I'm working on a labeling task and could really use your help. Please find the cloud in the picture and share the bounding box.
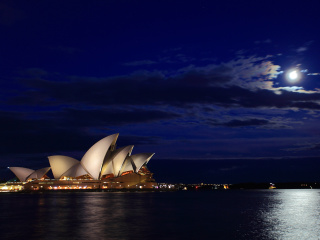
[228,59,280,90]
[285,142,320,152]
[0,110,90,154]
[61,107,181,126]
[205,115,297,129]
[8,55,320,113]
[214,118,271,127]
[0,107,170,155]
[296,46,308,53]
[308,143,320,151]
[295,40,313,53]
[2,53,320,159]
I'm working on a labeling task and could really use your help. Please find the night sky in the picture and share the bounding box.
[1,1,320,183]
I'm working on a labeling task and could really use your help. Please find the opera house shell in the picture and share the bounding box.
[5,134,157,191]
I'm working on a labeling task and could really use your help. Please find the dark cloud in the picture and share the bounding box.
[290,101,320,110]
[286,143,320,152]
[228,88,320,110]
[308,143,320,151]
[176,65,232,86]
[0,107,176,155]
[3,58,320,161]
[215,118,271,128]
[61,107,180,127]
[0,110,96,154]
[10,67,320,112]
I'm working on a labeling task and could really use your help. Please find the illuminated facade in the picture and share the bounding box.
[4,134,157,191]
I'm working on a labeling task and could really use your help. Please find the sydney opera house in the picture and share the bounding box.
[3,134,157,191]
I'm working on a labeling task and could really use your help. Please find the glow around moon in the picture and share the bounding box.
[286,69,301,83]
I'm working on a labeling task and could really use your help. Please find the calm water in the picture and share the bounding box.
[1,190,320,240]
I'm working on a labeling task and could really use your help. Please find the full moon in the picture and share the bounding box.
[286,70,300,83]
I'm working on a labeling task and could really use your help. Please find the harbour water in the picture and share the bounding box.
[1,189,320,239]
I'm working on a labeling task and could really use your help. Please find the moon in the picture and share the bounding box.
[286,69,300,83]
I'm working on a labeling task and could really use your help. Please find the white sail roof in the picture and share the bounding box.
[131,153,154,172]
[9,167,34,182]
[100,157,114,176]
[100,147,123,176]
[28,167,51,179]
[119,156,135,175]
[81,133,119,179]
[48,155,79,179]
[61,163,88,178]
[113,145,134,177]
[100,145,133,177]
[9,134,155,182]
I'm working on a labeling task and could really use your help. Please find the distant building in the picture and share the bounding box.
[3,134,157,191]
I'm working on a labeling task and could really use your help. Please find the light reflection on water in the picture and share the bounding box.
[1,190,320,239]
[260,190,320,240]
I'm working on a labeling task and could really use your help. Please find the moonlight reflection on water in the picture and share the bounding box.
[1,190,320,240]
[259,190,320,239]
